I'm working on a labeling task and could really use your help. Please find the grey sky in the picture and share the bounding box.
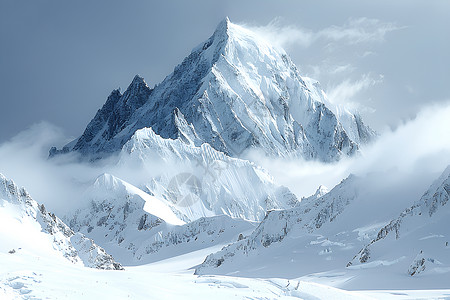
[0,0,449,143]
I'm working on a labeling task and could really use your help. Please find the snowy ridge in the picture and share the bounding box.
[0,173,123,270]
[195,175,359,274]
[349,166,450,274]
[121,127,298,222]
[54,18,375,162]
[66,173,255,264]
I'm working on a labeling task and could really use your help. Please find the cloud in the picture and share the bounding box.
[244,101,450,202]
[329,64,354,75]
[1,101,448,224]
[0,122,199,216]
[241,17,314,49]
[241,17,402,50]
[319,17,402,44]
[326,73,383,112]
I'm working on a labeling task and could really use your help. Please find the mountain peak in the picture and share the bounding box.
[128,74,147,89]
[214,17,231,37]
[57,18,375,161]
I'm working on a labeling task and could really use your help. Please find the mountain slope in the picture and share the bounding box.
[0,173,123,270]
[120,127,298,222]
[66,173,255,264]
[349,166,450,277]
[194,175,361,276]
[54,18,375,162]
[192,167,450,289]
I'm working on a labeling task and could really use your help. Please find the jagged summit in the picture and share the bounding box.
[52,18,375,161]
[68,74,153,156]
[214,16,231,36]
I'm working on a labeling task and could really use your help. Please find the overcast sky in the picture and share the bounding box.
[0,0,449,143]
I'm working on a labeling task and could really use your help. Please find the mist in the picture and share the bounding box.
[0,101,449,218]
[244,101,450,203]
[0,122,176,216]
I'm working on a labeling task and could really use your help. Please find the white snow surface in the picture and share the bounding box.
[120,127,298,222]
[195,166,450,290]
[0,173,122,270]
[66,172,257,265]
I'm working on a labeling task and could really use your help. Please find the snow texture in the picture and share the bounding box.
[0,173,123,270]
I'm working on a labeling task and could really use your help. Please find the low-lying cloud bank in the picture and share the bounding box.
[245,101,450,201]
[0,102,449,217]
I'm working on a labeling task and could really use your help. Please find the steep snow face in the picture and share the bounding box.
[56,18,374,162]
[66,173,255,264]
[349,166,450,275]
[0,173,122,270]
[121,127,298,222]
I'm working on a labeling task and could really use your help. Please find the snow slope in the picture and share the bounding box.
[0,244,378,300]
[195,167,450,290]
[55,17,375,162]
[120,127,298,222]
[195,174,362,276]
[0,173,122,270]
[66,173,256,265]
[1,172,449,299]
[349,166,450,278]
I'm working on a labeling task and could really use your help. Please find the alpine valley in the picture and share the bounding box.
[1,18,449,300]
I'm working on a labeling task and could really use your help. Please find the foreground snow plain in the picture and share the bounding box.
[3,244,449,300]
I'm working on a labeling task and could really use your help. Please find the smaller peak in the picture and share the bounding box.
[109,88,122,98]
[314,185,329,198]
[131,74,146,86]
[124,74,150,95]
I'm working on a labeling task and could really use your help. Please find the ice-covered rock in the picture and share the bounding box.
[349,166,450,266]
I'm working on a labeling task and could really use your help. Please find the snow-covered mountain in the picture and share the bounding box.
[0,173,123,270]
[349,166,450,276]
[66,173,255,264]
[120,127,298,222]
[53,17,375,162]
[194,167,450,289]
[195,175,361,276]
